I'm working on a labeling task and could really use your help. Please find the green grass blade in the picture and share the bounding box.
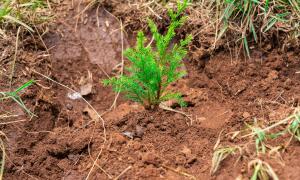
[243,36,250,58]
[3,15,34,32]
[15,79,35,93]
[11,96,35,117]
[250,19,257,42]
[251,165,260,180]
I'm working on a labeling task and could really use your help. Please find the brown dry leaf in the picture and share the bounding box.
[79,70,93,96]
[80,83,93,96]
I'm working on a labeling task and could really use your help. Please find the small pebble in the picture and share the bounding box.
[66,103,73,110]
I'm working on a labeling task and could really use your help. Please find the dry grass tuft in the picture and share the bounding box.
[210,146,241,175]
[211,108,300,177]
[0,0,52,33]
[85,0,300,57]
[248,159,279,180]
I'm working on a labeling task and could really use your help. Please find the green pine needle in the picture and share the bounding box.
[104,0,192,110]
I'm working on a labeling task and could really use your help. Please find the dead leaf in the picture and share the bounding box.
[122,131,134,139]
[79,70,93,96]
[80,83,92,96]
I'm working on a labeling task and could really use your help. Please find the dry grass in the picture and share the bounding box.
[212,108,300,177]
[0,0,52,33]
[248,159,279,180]
[242,109,300,142]
[0,2,53,178]
[0,133,6,180]
[215,0,300,57]
[0,80,35,117]
[287,111,300,141]
[86,0,300,57]
[210,146,241,175]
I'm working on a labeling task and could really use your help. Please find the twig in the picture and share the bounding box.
[0,114,20,119]
[9,27,21,90]
[103,9,126,110]
[32,70,106,139]
[86,119,112,179]
[114,166,132,180]
[147,6,162,20]
[159,103,193,125]
[162,165,196,180]
[75,0,96,19]
[46,0,52,10]
[2,146,38,179]
[94,6,111,80]
[0,119,27,125]
[0,138,5,180]
[214,129,224,150]
[241,113,298,138]
[86,145,104,180]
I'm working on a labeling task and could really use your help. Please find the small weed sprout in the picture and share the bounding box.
[248,159,279,180]
[288,114,300,141]
[252,127,267,154]
[210,146,241,175]
[0,80,35,116]
[103,0,192,110]
[246,121,268,154]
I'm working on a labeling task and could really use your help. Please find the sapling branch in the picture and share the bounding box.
[103,0,192,110]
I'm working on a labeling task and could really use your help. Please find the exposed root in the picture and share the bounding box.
[9,27,21,90]
[0,138,5,180]
[113,166,132,180]
[159,103,193,126]
[162,164,196,180]
[102,9,126,111]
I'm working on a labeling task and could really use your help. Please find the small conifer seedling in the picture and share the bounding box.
[103,0,192,110]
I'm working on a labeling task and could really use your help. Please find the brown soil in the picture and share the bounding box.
[1,1,300,180]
